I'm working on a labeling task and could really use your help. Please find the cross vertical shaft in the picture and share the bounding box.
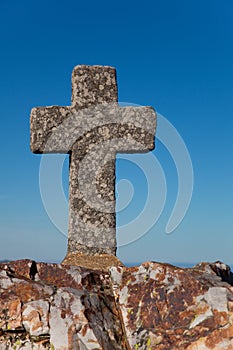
[68,66,118,255]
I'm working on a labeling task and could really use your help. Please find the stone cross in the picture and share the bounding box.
[30,65,156,258]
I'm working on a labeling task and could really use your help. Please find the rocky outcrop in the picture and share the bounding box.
[0,260,233,349]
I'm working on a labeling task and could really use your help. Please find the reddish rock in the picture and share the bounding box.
[0,260,124,349]
[0,298,22,331]
[1,260,233,349]
[110,261,233,349]
[22,300,49,336]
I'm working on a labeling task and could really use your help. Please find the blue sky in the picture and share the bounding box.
[0,0,232,266]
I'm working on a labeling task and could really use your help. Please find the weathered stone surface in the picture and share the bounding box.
[22,300,49,337]
[30,65,156,257]
[1,259,233,349]
[110,261,233,349]
[0,260,125,349]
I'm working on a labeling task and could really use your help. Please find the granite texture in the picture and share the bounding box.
[30,65,156,257]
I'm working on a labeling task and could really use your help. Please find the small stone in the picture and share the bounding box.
[22,300,49,336]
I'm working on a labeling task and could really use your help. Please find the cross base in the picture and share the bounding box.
[62,252,124,271]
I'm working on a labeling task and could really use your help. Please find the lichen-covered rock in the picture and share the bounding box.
[22,300,49,337]
[0,260,124,349]
[1,259,233,349]
[110,261,233,349]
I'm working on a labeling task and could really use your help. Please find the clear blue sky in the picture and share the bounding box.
[0,0,232,266]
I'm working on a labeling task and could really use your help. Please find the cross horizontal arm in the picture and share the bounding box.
[30,104,156,154]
